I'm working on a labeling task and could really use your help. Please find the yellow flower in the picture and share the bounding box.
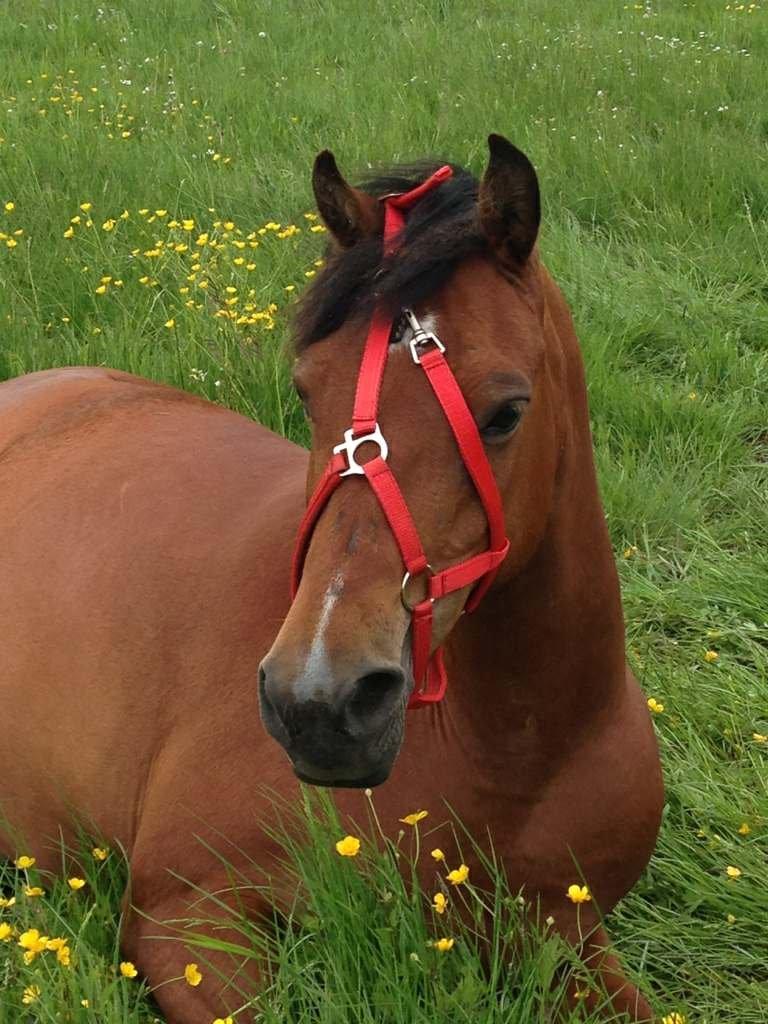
[0,896,16,908]
[63,226,75,238]
[433,937,454,952]
[430,848,445,862]
[24,886,45,897]
[68,877,86,890]
[92,847,109,861]
[18,929,48,957]
[184,962,203,987]
[102,219,116,231]
[399,810,429,826]
[432,892,448,914]
[14,854,36,869]
[310,224,326,233]
[81,999,90,1007]
[647,697,664,714]
[4,201,15,211]
[47,937,71,962]
[95,285,107,295]
[22,985,41,1005]
[164,318,176,329]
[446,864,469,886]
[725,865,742,879]
[704,650,719,663]
[567,884,592,904]
[0,923,12,941]
[212,1018,234,1024]
[661,1015,686,1024]
[726,913,737,925]
[753,733,767,744]
[737,822,751,836]
[155,209,168,217]
[80,202,92,212]
[6,237,18,248]
[120,961,138,978]
[335,835,361,857]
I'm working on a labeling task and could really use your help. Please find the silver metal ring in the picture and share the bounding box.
[400,564,435,611]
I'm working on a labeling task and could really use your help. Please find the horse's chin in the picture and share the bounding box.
[292,763,393,789]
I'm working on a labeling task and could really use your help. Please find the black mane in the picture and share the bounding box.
[293,161,486,351]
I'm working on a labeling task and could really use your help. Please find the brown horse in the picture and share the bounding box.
[0,135,663,1022]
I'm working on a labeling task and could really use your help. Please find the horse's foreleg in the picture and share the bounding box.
[120,881,268,1024]
[562,921,654,1022]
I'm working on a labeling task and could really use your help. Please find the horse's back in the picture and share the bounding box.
[0,367,305,866]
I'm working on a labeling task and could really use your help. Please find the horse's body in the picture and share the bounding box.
[0,139,664,1022]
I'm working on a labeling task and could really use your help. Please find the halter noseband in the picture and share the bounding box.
[291,166,510,708]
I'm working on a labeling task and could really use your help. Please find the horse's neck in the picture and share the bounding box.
[445,298,626,742]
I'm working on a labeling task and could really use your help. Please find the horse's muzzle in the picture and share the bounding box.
[257,661,408,788]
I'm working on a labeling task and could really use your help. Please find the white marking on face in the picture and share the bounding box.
[391,311,438,351]
[299,571,344,696]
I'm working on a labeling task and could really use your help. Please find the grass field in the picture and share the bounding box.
[1,0,767,1021]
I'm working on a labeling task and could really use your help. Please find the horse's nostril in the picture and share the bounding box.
[346,668,406,724]
[258,662,286,728]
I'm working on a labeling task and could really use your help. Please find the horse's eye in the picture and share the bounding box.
[480,400,524,442]
[294,386,310,419]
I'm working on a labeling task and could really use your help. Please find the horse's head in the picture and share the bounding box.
[259,135,564,787]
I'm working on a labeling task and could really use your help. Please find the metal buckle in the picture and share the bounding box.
[333,424,389,477]
[401,564,435,611]
[404,308,446,364]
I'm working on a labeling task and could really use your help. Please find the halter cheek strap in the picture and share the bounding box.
[291,166,510,709]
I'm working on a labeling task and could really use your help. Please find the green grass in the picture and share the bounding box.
[1,0,767,1020]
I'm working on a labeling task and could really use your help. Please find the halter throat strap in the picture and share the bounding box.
[291,166,509,708]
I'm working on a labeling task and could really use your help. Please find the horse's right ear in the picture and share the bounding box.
[312,150,383,248]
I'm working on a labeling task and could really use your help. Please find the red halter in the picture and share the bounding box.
[291,166,510,708]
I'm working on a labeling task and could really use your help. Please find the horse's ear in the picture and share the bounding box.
[312,150,383,248]
[478,134,540,268]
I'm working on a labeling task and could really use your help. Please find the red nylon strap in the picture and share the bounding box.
[290,453,346,596]
[387,164,453,210]
[429,542,510,601]
[418,349,506,551]
[351,309,393,437]
[290,162,510,709]
[362,458,428,576]
[350,169,448,437]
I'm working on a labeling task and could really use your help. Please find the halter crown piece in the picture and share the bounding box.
[291,166,510,708]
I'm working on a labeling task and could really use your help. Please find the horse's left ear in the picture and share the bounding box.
[312,150,383,248]
[478,134,540,267]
